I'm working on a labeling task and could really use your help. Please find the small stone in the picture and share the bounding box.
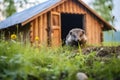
[76,72,88,80]
[117,55,120,59]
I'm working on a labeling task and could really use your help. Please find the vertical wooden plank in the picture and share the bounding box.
[86,14,89,44]
[53,7,56,12]
[42,14,47,44]
[97,21,100,44]
[38,17,40,43]
[72,1,75,13]
[88,14,92,44]
[94,17,96,44]
[77,4,81,14]
[60,3,63,12]
[30,21,34,43]
[100,23,103,44]
[81,5,85,14]
[87,14,91,44]
[64,2,67,13]
[42,14,44,43]
[66,1,69,13]
[32,20,35,42]
[74,2,78,14]
[98,23,100,44]
[58,5,61,12]
[51,8,54,12]
[72,1,77,13]
[33,20,35,42]
[62,2,65,13]
[58,4,61,12]
[94,18,97,44]
[40,16,43,43]
[91,15,94,44]
[97,21,101,44]
[90,15,93,44]
[43,13,47,44]
[80,7,84,14]
[35,18,39,38]
[76,2,80,14]
[89,15,92,44]
[61,3,65,13]
[69,0,73,13]
[43,14,45,42]
[56,5,60,12]
[55,6,58,12]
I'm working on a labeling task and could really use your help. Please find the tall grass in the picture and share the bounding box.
[0,40,120,80]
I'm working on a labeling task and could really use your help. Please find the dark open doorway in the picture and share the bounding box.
[61,13,85,44]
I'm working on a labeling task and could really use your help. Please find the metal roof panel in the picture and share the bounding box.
[0,0,60,29]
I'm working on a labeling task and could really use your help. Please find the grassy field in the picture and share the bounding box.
[0,39,120,80]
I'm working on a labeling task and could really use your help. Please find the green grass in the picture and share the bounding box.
[102,42,120,46]
[0,40,120,80]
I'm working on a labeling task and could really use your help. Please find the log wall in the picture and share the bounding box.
[30,14,48,45]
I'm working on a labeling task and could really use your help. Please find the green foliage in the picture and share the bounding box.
[102,42,120,46]
[2,0,28,18]
[3,0,16,17]
[92,0,114,23]
[1,0,41,18]
[0,40,120,80]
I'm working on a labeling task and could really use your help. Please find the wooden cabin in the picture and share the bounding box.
[0,0,116,46]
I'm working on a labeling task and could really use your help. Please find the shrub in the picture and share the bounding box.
[0,40,120,80]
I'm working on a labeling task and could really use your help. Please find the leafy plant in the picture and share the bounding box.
[0,40,120,80]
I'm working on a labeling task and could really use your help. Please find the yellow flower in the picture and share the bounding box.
[35,36,39,41]
[11,34,17,40]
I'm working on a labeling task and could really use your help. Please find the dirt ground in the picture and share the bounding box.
[82,46,120,57]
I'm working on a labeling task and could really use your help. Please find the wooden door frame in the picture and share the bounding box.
[47,11,61,46]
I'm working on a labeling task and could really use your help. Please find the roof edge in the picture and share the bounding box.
[22,0,67,26]
[22,0,116,31]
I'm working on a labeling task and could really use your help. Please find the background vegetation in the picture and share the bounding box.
[0,0,120,79]
[92,0,114,24]
[0,39,120,80]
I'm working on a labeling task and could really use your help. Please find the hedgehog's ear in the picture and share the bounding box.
[82,30,85,34]
[79,30,85,37]
[70,32,72,35]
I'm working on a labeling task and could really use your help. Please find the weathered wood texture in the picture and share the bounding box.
[29,0,103,45]
[51,0,103,44]
[30,14,47,45]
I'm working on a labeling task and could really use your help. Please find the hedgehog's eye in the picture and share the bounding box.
[80,34,83,37]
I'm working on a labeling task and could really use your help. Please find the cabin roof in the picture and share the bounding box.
[0,0,60,29]
[0,0,116,31]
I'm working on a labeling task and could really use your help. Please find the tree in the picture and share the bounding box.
[3,0,16,17]
[2,0,28,17]
[92,0,114,24]
[0,0,41,18]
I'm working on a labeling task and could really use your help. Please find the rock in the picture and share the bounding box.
[117,55,120,59]
[76,72,88,80]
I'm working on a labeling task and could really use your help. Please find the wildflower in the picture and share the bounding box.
[35,36,39,41]
[11,34,17,40]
